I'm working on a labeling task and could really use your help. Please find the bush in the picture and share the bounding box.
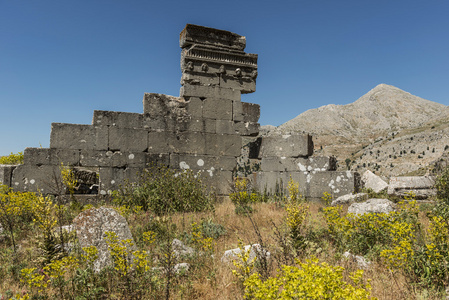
[113,165,214,215]
[243,258,373,299]
[0,152,23,165]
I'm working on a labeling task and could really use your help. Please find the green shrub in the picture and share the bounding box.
[113,165,214,215]
[0,152,23,165]
[243,258,373,299]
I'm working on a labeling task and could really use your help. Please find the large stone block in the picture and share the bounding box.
[181,72,220,88]
[24,148,80,166]
[242,102,260,123]
[50,124,108,151]
[184,118,216,134]
[80,150,146,168]
[99,167,143,195]
[259,134,313,158]
[185,97,203,119]
[307,171,360,199]
[146,153,170,167]
[261,156,337,172]
[180,85,241,101]
[203,98,233,120]
[108,127,148,152]
[11,164,61,194]
[232,100,244,122]
[196,169,233,195]
[92,111,143,129]
[173,132,206,154]
[170,154,236,172]
[216,120,237,135]
[205,133,242,157]
[148,131,175,154]
[234,121,259,136]
[0,165,17,187]
[218,74,256,94]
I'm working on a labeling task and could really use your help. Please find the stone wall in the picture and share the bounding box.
[5,24,359,199]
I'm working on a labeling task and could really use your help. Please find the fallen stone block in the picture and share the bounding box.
[0,164,17,187]
[331,193,368,206]
[50,123,108,151]
[24,148,80,166]
[348,198,396,216]
[388,176,436,199]
[259,134,313,158]
[73,207,135,272]
[361,170,388,193]
[92,110,143,129]
[221,243,270,264]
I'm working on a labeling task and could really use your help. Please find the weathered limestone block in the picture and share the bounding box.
[0,165,17,187]
[73,207,135,272]
[205,133,242,157]
[99,167,143,195]
[261,156,337,172]
[259,134,313,158]
[252,171,306,195]
[50,124,108,151]
[142,93,190,132]
[24,148,80,166]
[180,23,246,51]
[234,121,259,136]
[196,169,233,195]
[108,127,148,152]
[348,198,396,216]
[170,154,236,172]
[307,171,360,199]
[242,102,260,123]
[80,150,146,168]
[218,74,256,93]
[11,164,61,194]
[181,72,220,88]
[331,193,369,206]
[172,132,206,155]
[388,176,436,199]
[147,131,175,154]
[221,244,270,264]
[215,120,237,135]
[180,85,241,101]
[146,153,170,167]
[232,100,244,122]
[184,118,216,134]
[361,170,388,193]
[92,111,143,129]
[202,98,233,120]
[184,97,203,119]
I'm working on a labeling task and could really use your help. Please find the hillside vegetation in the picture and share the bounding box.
[272,84,449,177]
[1,164,449,299]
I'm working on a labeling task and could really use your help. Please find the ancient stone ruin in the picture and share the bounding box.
[0,24,359,199]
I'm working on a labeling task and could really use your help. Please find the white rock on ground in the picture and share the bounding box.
[172,239,195,258]
[343,251,371,269]
[221,243,270,264]
[331,193,368,206]
[348,198,396,216]
[362,170,389,193]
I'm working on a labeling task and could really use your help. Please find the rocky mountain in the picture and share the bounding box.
[271,84,449,177]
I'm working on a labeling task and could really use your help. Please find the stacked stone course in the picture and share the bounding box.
[1,24,359,199]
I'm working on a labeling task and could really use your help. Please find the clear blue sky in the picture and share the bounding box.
[1,0,448,156]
